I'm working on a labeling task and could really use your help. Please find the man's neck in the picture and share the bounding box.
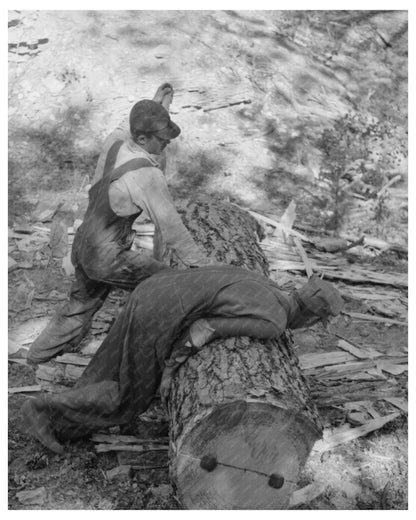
[126,138,161,167]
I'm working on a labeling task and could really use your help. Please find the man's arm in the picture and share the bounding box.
[126,168,211,267]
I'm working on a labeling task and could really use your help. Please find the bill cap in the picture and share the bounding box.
[297,275,344,319]
[129,99,180,140]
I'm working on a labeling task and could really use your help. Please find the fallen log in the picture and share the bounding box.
[168,200,322,509]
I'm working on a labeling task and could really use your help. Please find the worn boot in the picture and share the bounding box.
[21,399,65,455]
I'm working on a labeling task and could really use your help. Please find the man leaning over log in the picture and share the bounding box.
[21,265,344,454]
[27,84,211,366]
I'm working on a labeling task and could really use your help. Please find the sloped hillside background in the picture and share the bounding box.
[9,10,407,241]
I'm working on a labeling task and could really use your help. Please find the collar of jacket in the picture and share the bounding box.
[125,137,162,168]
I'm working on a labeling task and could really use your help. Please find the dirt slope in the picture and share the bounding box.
[9,10,407,214]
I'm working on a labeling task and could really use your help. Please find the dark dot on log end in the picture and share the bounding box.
[200,455,218,472]
[268,473,285,489]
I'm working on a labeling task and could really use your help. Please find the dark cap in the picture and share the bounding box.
[297,275,344,319]
[129,99,181,140]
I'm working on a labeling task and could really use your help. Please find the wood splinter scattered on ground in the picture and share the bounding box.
[312,413,401,454]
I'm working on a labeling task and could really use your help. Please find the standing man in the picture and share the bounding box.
[91,83,173,185]
[27,85,210,366]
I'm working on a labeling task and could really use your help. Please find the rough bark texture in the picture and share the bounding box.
[168,199,322,509]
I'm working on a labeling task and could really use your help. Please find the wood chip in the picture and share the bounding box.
[49,221,68,258]
[279,200,297,230]
[55,353,91,366]
[304,355,407,380]
[322,269,407,289]
[36,363,65,382]
[8,358,28,366]
[8,385,42,394]
[95,443,168,453]
[32,225,51,234]
[37,208,56,222]
[65,364,86,381]
[269,260,334,273]
[293,237,314,277]
[8,256,18,272]
[132,223,155,235]
[337,339,382,360]
[8,338,27,356]
[338,287,400,302]
[106,465,131,481]
[342,311,407,326]
[376,360,407,376]
[80,339,102,356]
[382,397,408,413]
[62,252,75,276]
[310,380,403,407]
[368,300,405,319]
[91,433,168,444]
[247,209,313,243]
[16,486,47,505]
[364,236,407,254]
[289,482,326,508]
[312,413,400,453]
[13,224,34,234]
[134,236,154,250]
[269,261,408,288]
[9,317,50,348]
[299,351,355,370]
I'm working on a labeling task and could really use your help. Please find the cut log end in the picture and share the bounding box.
[173,401,320,509]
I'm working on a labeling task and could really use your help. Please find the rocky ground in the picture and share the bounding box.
[8,10,408,510]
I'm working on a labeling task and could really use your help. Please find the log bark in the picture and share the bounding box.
[168,199,322,509]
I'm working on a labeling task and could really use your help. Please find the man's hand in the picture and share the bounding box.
[153,83,174,111]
